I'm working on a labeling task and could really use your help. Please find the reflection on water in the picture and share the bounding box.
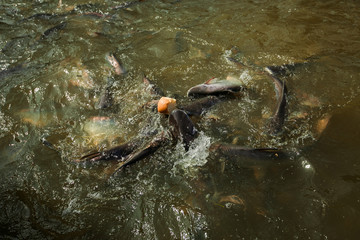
[1,0,360,239]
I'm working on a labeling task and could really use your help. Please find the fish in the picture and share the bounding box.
[174,31,188,54]
[264,67,287,134]
[0,64,25,82]
[143,74,164,96]
[112,132,167,174]
[169,109,198,150]
[77,140,140,162]
[41,21,67,39]
[187,78,245,97]
[106,53,126,76]
[210,143,284,160]
[265,61,310,77]
[226,56,247,69]
[97,86,113,109]
[97,77,115,109]
[180,96,222,117]
[1,35,35,56]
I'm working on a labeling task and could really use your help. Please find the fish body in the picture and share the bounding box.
[265,61,310,77]
[169,109,198,150]
[264,67,287,134]
[113,132,166,173]
[187,78,245,97]
[211,144,284,160]
[143,75,164,96]
[97,87,113,109]
[78,140,139,162]
[97,77,115,109]
[106,53,126,76]
[180,96,221,116]
[41,22,67,39]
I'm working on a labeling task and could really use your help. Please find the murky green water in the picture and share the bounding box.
[1,0,360,239]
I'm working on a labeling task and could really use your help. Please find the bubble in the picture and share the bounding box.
[171,132,211,177]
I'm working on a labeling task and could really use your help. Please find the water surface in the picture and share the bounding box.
[1,0,360,239]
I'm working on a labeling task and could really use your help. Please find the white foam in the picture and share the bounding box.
[171,132,211,177]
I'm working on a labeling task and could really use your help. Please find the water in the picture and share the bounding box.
[1,0,360,239]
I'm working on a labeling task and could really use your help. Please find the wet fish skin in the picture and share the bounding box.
[180,96,222,117]
[143,74,164,96]
[0,64,24,81]
[265,61,310,77]
[97,77,115,109]
[98,53,126,109]
[78,141,139,162]
[226,56,247,69]
[97,87,113,109]
[41,138,59,152]
[264,67,287,134]
[106,53,126,76]
[41,21,67,39]
[169,109,198,151]
[113,132,167,174]
[187,82,244,97]
[211,143,284,159]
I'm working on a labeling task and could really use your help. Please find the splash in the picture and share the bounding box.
[171,132,211,177]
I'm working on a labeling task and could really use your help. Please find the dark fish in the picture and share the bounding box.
[143,74,164,96]
[174,31,188,53]
[24,13,61,21]
[97,87,113,109]
[180,96,221,117]
[265,61,310,77]
[1,35,34,56]
[169,109,198,150]
[112,132,166,174]
[211,143,284,160]
[21,11,73,23]
[187,78,245,97]
[0,64,24,81]
[77,141,139,162]
[41,21,67,39]
[97,77,115,109]
[80,12,107,18]
[41,137,58,152]
[264,67,287,134]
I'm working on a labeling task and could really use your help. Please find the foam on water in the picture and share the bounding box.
[171,132,211,177]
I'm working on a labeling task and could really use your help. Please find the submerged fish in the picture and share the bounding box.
[265,61,310,77]
[112,132,167,174]
[78,109,199,168]
[106,53,126,76]
[41,21,67,39]
[97,77,115,109]
[211,143,284,160]
[174,31,188,54]
[143,74,164,96]
[187,78,245,97]
[78,140,139,162]
[180,96,222,117]
[264,67,287,134]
